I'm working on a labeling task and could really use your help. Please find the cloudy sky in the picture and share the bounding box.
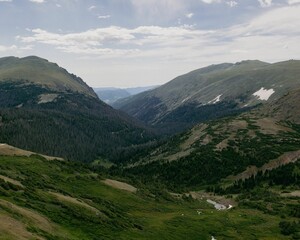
[0,0,299,87]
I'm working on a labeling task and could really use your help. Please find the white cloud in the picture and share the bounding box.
[18,27,135,48]
[257,0,272,7]
[29,0,45,3]
[287,0,300,4]
[0,0,13,2]
[56,3,61,7]
[88,5,96,11]
[16,5,300,64]
[131,0,186,21]
[0,45,17,52]
[226,1,238,7]
[19,45,34,50]
[98,15,111,19]
[201,0,221,4]
[185,13,194,18]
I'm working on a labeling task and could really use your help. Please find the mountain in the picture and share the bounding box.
[0,56,155,162]
[122,87,300,191]
[114,60,300,134]
[95,85,158,105]
[0,56,97,98]
[94,88,131,104]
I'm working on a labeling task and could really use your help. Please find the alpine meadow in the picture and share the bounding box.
[0,1,299,240]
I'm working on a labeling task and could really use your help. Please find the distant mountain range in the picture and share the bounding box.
[94,86,158,105]
[0,56,155,162]
[114,60,300,134]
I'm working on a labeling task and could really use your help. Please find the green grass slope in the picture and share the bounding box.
[0,56,97,98]
[0,153,298,239]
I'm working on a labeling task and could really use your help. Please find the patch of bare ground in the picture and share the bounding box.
[102,179,137,193]
[254,118,293,135]
[0,213,43,240]
[170,191,236,209]
[189,191,236,207]
[228,119,248,130]
[166,149,193,161]
[281,190,300,197]
[0,143,63,161]
[215,120,248,151]
[0,199,53,233]
[49,192,105,217]
[215,136,232,151]
[228,150,300,181]
[181,124,208,149]
[38,93,58,104]
[0,175,24,188]
[165,124,208,161]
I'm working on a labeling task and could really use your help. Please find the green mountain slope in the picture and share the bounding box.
[122,87,300,191]
[0,151,298,239]
[0,56,155,162]
[0,56,97,98]
[114,60,300,134]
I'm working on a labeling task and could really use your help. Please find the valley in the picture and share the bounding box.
[0,57,299,239]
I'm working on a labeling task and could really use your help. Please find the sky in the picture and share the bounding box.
[0,0,299,88]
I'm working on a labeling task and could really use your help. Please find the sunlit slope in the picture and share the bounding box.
[0,56,97,98]
[0,152,296,239]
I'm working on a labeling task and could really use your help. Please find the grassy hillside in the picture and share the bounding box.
[0,56,97,98]
[114,60,300,134]
[0,153,298,239]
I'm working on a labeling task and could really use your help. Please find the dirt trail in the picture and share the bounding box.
[0,214,44,240]
[281,190,300,197]
[0,174,24,187]
[0,199,53,232]
[102,179,137,193]
[0,143,63,161]
[49,192,105,217]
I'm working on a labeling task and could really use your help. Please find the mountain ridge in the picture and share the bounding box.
[114,60,300,134]
[122,86,300,190]
[0,56,97,98]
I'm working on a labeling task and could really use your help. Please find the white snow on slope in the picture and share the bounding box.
[253,87,275,101]
[181,96,191,103]
[208,94,222,104]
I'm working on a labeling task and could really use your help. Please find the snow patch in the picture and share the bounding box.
[208,94,222,104]
[207,199,227,210]
[253,88,274,101]
[211,236,217,240]
[181,96,191,103]
[207,199,233,210]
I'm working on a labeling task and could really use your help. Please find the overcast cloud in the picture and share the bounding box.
[0,0,299,87]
